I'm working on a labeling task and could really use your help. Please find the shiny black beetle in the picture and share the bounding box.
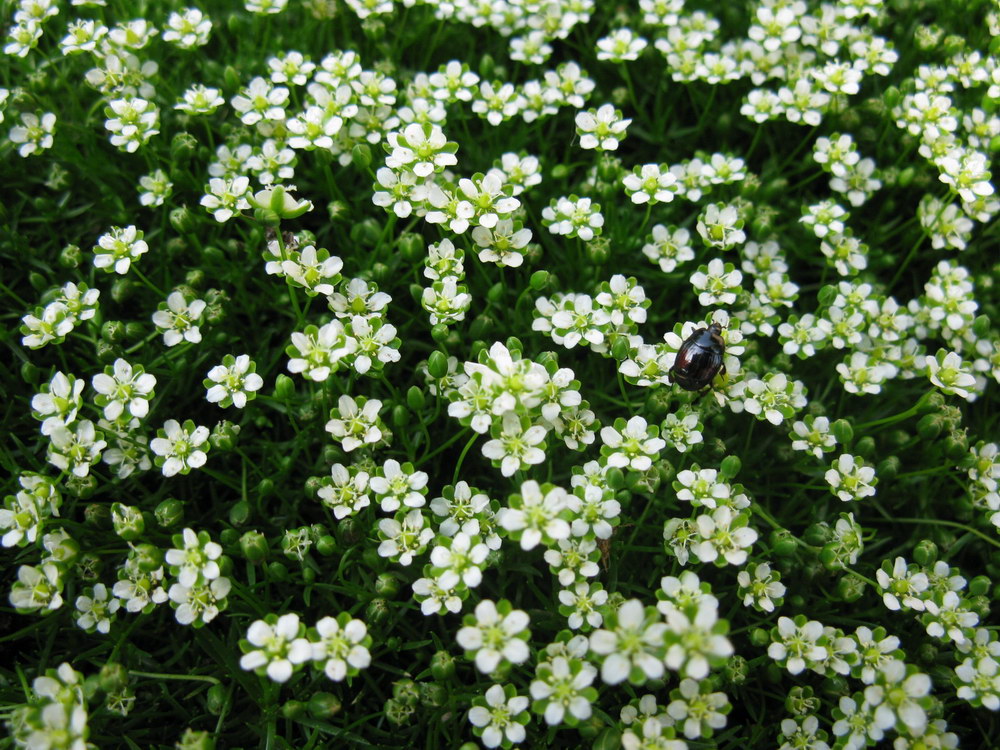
[669,322,726,391]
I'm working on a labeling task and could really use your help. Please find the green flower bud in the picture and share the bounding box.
[916,413,944,440]
[351,143,373,171]
[831,418,854,445]
[20,361,40,385]
[65,474,98,499]
[853,436,876,459]
[397,232,423,261]
[836,574,866,602]
[916,389,945,413]
[210,421,241,451]
[281,700,306,720]
[98,662,128,694]
[366,597,391,624]
[427,350,449,379]
[274,374,295,400]
[913,539,938,566]
[169,206,196,235]
[749,627,770,648]
[100,320,126,343]
[770,529,798,557]
[391,404,410,430]
[430,650,455,681]
[59,244,83,268]
[308,692,342,719]
[338,516,361,545]
[406,386,426,411]
[969,575,991,597]
[803,522,831,546]
[84,502,111,528]
[883,85,901,109]
[469,315,494,340]
[420,681,447,707]
[430,323,449,342]
[875,455,899,481]
[111,502,145,541]
[257,478,275,499]
[375,572,400,598]
[315,535,336,556]
[133,543,163,573]
[170,132,199,162]
[588,237,611,264]
[205,684,227,715]
[611,336,630,361]
[719,455,742,479]
[229,500,251,527]
[110,278,134,304]
[239,530,268,563]
[392,678,420,706]
[943,430,969,462]
[266,561,289,582]
[626,468,660,494]
[529,270,550,290]
[95,339,120,364]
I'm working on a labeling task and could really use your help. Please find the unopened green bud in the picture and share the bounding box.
[133,543,163,572]
[170,132,198,162]
[969,575,991,597]
[529,270,550,290]
[20,361,40,385]
[836,574,866,603]
[315,535,336,556]
[393,678,420,706]
[749,627,770,648]
[375,572,400,598]
[111,502,145,541]
[366,596,391,624]
[239,530,268,563]
[308,692,342,719]
[169,206,196,235]
[397,232,423,261]
[229,500,250,526]
[98,662,128,693]
[274,374,295,400]
[406,385,426,411]
[853,436,876,459]
[351,143,373,171]
[916,413,944,440]
[266,561,289,582]
[723,655,748,685]
[770,529,797,557]
[803,522,830,546]
[210,421,240,451]
[430,650,456,680]
[913,539,938,566]
[95,339,120,364]
[205,683,227,715]
[427,350,449,379]
[876,455,899,481]
[719,455,742,479]
[831,418,854,445]
[281,700,306,720]
[100,320,126,343]
[59,244,83,268]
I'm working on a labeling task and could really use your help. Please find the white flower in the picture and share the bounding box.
[456,599,531,674]
[150,419,210,477]
[481,412,547,477]
[768,616,827,675]
[325,395,383,452]
[239,613,312,683]
[312,615,371,681]
[825,454,877,502]
[152,291,206,347]
[600,416,665,472]
[92,359,156,420]
[205,354,264,408]
[589,599,667,684]
[575,104,631,151]
[497,480,571,550]
[165,527,223,587]
[468,684,529,748]
[8,111,56,156]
